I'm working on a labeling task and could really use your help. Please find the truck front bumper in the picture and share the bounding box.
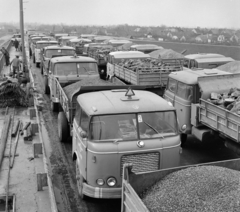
[83,183,121,199]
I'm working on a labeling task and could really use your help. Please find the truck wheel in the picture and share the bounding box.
[36,62,40,68]
[44,76,50,94]
[41,65,44,75]
[33,56,35,64]
[58,112,69,143]
[180,134,187,147]
[76,162,86,200]
[51,101,59,112]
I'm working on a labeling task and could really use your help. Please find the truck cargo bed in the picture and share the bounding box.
[122,159,240,212]
[199,99,240,143]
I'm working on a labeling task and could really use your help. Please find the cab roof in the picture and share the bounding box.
[59,36,78,40]
[195,57,234,63]
[109,51,144,56]
[36,40,58,44]
[78,90,175,116]
[69,38,92,43]
[43,45,75,50]
[114,53,150,59]
[130,44,163,50]
[50,55,97,64]
[185,53,225,60]
[169,68,232,84]
[108,40,131,44]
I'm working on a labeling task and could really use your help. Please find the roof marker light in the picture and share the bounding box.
[92,106,97,112]
[125,87,135,99]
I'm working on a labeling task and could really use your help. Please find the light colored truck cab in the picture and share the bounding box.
[41,45,75,75]
[130,44,163,54]
[72,88,181,199]
[59,36,78,46]
[184,53,234,69]
[164,68,240,145]
[45,55,98,111]
[106,51,146,79]
[35,40,58,68]
[54,33,69,42]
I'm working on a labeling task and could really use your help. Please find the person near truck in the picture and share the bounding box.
[14,39,19,51]
[0,47,10,66]
[10,55,22,77]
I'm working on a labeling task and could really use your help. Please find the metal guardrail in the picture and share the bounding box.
[0,39,12,74]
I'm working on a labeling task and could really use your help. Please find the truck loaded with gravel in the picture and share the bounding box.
[121,158,240,212]
[164,68,240,152]
[67,85,181,199]
[44,55,98,111]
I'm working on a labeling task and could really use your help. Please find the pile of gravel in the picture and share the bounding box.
[217,61,240,74]
[141,166,240,212]
[149,49,184,59]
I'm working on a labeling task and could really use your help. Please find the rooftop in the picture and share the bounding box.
[77,89,175,116]
[50,55,97,63]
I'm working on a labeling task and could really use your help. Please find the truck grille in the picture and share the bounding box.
[121,152,160,175]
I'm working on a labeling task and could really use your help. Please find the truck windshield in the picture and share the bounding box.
[45,49,75,58]
[167,78,177,93]
[176,82,193,101]
[36,43,57,49]
[54,62,97,75]
[89,112,177,142]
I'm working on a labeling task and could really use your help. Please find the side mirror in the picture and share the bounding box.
[80,130,87,139]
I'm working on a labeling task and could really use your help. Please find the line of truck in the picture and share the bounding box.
[27,32,240,210]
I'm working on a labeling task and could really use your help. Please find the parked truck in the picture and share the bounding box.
[44,55,98,111]
[184,53,234,69]
[164,68,240,151]
[66,84,181,199]
[121,158,240,212]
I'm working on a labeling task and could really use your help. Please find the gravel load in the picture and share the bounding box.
[208,87,240,115]
[149,49,185,59]
[141,166,240,212]
[217,61,240,74]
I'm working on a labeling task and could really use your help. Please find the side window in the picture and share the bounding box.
[190,60,196,68]
[75,104,81,126]
[167,78,177,93]
[80,109,89,132]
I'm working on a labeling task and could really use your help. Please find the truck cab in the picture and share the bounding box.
[67,38,92,56]
[45,55,98,111]
[130,44,163,54]
[41,45,75,75]
[35,40,58,68]
[184,53,234,69]
[59,36,78,46]
[72,88,181,199]
[164,68,239,145]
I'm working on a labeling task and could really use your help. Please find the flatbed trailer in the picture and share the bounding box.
[121,159,240,212]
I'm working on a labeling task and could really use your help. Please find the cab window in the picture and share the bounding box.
[167,78,177,93]
[80,109,89,132]
[176,82,193,101]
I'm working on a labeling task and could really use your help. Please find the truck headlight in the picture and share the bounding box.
[107,177,117,187]
[96,179,105,186]
[181,124,187,131]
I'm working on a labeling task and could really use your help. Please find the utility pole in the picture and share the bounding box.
[19,0,27,71]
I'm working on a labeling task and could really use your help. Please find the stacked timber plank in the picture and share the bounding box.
[207,87,240,115]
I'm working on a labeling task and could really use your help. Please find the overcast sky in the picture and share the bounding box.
[0,0,240,29]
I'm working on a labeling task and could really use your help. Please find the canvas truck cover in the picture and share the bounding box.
[198,73,240,100]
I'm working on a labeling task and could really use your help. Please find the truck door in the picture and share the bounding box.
[174,82,193,133]
[73,108,89,178]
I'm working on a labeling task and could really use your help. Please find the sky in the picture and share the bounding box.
[0,0,240,29]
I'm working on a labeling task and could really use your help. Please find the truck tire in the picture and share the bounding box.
[58,112,69,143]
[76,162,86,200]
[44,76,50,94]
[36,62,40,68]
[180,133,187,147]
[51,101,59,112]
[33,56,35,64]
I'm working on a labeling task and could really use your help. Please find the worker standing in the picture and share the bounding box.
[10,55,22,77]
[14,39,19,51]
[0,47,10,66]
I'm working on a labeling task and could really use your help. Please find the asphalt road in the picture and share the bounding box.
[30,58,240,212]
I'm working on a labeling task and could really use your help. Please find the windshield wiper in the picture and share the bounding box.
[143,121,164,139]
